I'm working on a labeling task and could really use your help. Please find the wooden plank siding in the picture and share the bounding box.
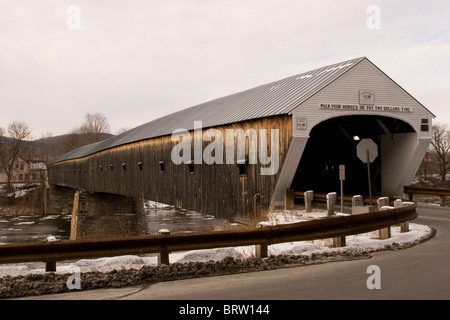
[48,115,292,220]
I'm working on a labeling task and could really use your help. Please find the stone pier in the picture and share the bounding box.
[44,185,76,215]
[70,190,149,240]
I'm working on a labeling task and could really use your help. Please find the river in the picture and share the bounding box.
[0,207,225,245]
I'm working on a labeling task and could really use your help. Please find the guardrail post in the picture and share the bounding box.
[327,192,337,217]
[157,229,170,266]
[332,235,346,248]
[304,190,314,213]
[379,206,392,239]
[406,192,413,201]
[45,261,56,272]
[394,199,412,232]
[255,222,270,258]
[284,189,295,210]
[377,197,391,239]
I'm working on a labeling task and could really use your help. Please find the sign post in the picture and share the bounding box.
[356,139,378,206]
[366,150,372,206]
[339,165,345,212]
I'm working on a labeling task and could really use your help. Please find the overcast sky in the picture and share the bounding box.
[1,0,449,139]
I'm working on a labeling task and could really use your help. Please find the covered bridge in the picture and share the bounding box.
[48,57,434,221]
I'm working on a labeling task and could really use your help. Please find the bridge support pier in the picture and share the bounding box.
[70,190,149,240]
[44,185,76,215]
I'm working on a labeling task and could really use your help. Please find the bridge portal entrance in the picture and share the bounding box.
[290,115,415,197]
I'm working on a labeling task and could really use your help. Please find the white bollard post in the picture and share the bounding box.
[352,195,364,207]
[327,192,337,217]
[377,197,390,210]
[304,190,314,213]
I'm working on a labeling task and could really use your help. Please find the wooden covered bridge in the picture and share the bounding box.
[47,57,434,238]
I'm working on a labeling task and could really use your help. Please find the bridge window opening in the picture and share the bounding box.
[237,159,247,176]
[138,162,143,171]
[122,163,127,171]
[91,167,94,173]
[99,165,103,172]
[109,164,114,171]
[159,161,165,172]
[187,160,194,173]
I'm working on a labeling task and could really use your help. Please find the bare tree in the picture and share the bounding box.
[80,113,111,135]
[430,122,450,182]
[63,113,111,152]
[0,121,32,193]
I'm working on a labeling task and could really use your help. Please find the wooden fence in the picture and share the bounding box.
[404,186,450,206]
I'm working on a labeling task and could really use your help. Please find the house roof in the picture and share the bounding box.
[53,56,430,163]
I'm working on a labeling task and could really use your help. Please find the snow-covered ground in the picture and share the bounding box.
[0,208,434,278]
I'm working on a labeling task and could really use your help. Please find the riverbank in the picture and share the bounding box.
[0,184,45,215]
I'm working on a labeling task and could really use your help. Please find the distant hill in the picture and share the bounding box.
[1,133,114,164]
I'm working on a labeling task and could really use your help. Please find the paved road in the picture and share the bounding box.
[24,204,450,300]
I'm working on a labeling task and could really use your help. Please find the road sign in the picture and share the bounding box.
[356,139,378,206]
[356,139,378,163]
[339,164,345,212]
[339,165,345,181]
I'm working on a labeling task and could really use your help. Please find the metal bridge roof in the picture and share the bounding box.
[54,57,366,162]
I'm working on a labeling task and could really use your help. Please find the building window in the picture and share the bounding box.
[421,119,429,132]
[138,162,143,171]
[110,164,114,171]
[122,163,127,171]
[159,161,165,172]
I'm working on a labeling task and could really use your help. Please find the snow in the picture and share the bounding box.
[46,236,58,242]
[144,200,172,209]
[0,209,434,278]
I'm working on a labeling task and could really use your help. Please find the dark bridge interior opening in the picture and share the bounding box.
[291,115,415,197]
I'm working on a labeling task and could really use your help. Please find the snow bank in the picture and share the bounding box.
[0,210,434,278]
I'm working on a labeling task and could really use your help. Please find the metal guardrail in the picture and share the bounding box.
[0,204,417,270]
[404,186,449,206]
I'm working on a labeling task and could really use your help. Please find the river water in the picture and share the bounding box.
[0,207,225,245]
